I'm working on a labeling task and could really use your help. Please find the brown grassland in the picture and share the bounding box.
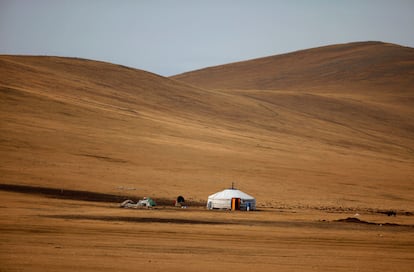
[1,41,414,271]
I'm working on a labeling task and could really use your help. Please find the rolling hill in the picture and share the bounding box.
[172,41,414,92]
[1,41,413,211]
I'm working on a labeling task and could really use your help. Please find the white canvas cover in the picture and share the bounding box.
[207,189,256,210]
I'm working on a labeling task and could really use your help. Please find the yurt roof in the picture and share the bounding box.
[208,189,255,200]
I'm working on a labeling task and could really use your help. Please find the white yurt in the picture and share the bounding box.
[207,188,256,211]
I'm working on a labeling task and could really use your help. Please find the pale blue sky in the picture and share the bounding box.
[1,0,413,76]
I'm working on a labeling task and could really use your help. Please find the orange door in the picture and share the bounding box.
[231,198,241,210]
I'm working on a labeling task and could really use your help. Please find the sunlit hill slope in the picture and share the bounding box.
[1,41,413,210]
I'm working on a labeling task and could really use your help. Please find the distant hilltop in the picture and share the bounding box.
[171,41,414,92]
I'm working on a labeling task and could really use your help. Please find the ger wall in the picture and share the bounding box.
[207,198,256,210]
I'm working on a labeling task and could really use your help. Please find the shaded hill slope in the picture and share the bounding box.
[1,52,413,210]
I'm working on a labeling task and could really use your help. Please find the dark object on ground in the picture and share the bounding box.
[336,217,373,224]
[177,195,185,204]
[175,195,187,207]
[385,210,397,217]
[334,217,413,228]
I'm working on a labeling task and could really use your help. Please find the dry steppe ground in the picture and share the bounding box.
[1,41,414,271]
[1,190,413,272]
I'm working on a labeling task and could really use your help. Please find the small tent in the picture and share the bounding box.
[207,188,256,211]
